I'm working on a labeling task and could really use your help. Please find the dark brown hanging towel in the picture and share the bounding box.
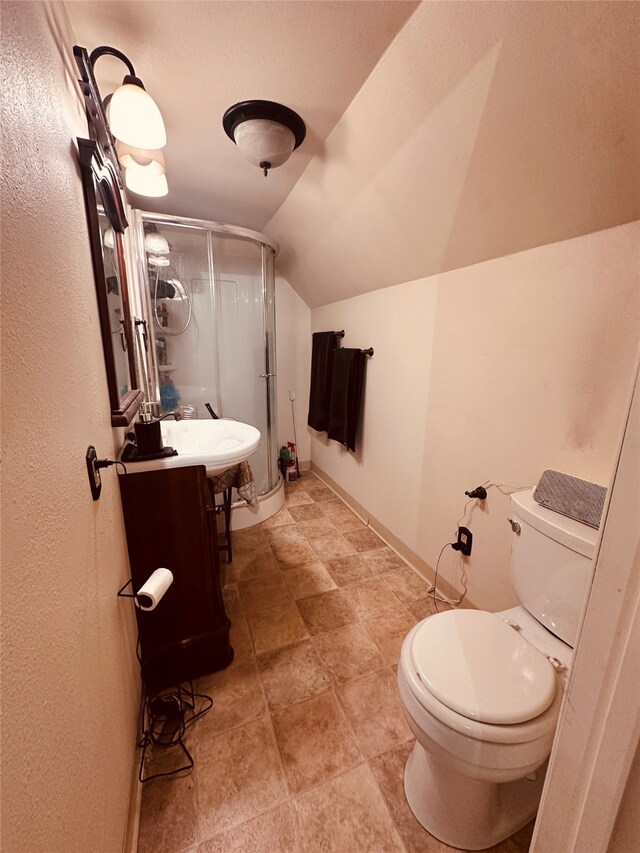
[327,348,366,452]
[307,331,338,432]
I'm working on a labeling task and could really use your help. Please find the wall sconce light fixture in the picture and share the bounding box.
[103,226,116,250]
[116,141,166,176]
[125,166,169,198]
[144,224,170,256]
[223,100,306,177]
[74,44,169,197]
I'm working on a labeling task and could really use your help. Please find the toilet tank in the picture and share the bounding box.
[510,489,599,648]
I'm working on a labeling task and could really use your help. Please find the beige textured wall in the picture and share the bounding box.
[268,0,640,308]
[275,274,312,464]
[310,223,640,611]
[1,3,140,851]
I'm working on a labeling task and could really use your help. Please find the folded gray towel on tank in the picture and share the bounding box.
[533,469,607,529]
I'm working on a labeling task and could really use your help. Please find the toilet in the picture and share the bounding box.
[397,489,598,851]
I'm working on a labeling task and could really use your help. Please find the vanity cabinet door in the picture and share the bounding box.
[119,465,233,694]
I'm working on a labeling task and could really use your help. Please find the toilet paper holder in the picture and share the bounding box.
[116,576,158,609]
[117,568,173,611]
[117,577,140,602]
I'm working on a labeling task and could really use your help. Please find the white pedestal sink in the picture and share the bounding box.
[120,419,261,476]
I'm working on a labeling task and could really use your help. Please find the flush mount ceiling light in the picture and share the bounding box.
[223,100,306,177]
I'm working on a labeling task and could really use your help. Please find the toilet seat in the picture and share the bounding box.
[400,620,562,745]
[410,610,557,724]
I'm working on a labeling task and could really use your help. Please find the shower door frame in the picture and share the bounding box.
[132,210,280,495]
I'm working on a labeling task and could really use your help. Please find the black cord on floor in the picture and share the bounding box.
[123,611,213,782]
[138,683,213,782]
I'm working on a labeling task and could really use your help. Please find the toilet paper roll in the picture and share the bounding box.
[135,568,173,611]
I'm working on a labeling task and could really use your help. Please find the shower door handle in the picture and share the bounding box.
[258,373,276,378]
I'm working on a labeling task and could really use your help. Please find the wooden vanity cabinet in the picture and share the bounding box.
[119,465,233,694]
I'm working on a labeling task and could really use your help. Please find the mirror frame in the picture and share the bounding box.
[74,44,143,426]
[78,138,143,426]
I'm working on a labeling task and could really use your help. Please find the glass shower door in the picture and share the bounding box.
[140,221,217,418]
[134,212,279,499]
[211,234,276,496]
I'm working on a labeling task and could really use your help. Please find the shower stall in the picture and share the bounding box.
[128,210,281,507]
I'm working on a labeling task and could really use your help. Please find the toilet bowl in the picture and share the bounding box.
[397,608,569,850]
[396,488,597,851]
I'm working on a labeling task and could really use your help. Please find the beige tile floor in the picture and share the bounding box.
[138,473,534,853]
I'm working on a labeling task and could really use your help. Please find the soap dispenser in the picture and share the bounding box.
[132,404,181,458]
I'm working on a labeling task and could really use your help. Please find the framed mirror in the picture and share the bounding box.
[78,137,143,425]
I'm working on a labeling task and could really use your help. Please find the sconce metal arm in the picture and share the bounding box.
[89,45,136,77]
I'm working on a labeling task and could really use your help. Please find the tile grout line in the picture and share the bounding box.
[256,500,413,794]
[244,508,348,838]
[195,592,293,848]
[251,507,359,851]
[257,495,421,850]
[200,481,425,848]
[141,478,430,853]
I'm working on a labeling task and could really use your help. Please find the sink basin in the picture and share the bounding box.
[120,419,261,476]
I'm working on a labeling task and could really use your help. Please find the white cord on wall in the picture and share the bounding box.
[428,480,533,611]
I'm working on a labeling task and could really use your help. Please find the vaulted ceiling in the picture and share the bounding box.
[66,0,418,229]
[67,1,640,308]
[266,1,640,306]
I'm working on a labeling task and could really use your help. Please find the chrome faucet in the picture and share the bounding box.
[138,402,182,424]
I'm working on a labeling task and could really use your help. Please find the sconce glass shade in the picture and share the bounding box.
[144,232,170,255]
[233,119,296,168]
[108,81,167,149]
[148,255,171,267]
[116,140,166,175]
[125,165,169,197]
[102,226,115,249]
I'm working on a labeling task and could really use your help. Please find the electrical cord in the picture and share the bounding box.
[455,499,474,532]
[453,480,532,537]
[119,574,214,782]
[429,548,468,611]
[430,480,532,610]
[429,542,457,612]
[137,684,213,782]
[95,458,128,475]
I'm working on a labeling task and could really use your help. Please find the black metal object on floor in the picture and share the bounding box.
[215,486,233,563]
[138,682,213,782]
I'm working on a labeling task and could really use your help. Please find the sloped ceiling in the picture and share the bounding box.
[65,0,419,229]
[266,1,640,307]
[67,1,640,308]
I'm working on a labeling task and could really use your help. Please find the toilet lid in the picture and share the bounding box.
[410,610,557,724]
